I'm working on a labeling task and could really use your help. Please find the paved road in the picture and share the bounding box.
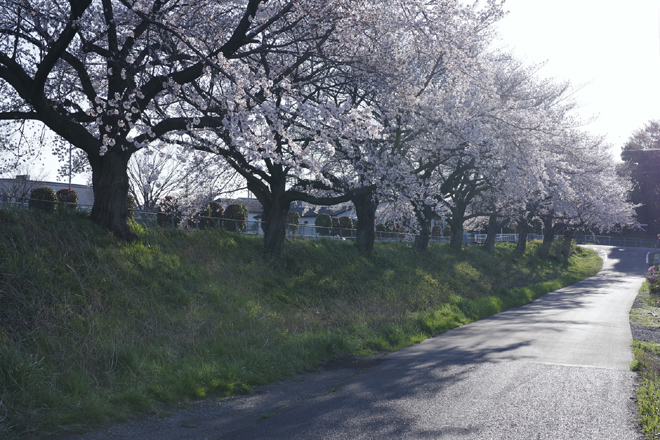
[64,246,647,440]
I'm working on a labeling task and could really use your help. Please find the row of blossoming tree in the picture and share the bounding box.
[0,0,637,255]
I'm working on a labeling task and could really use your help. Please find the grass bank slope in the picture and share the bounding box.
[0,209,602,438]
[630,282,660,439]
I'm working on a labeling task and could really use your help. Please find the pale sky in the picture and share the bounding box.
[494,0,660,157]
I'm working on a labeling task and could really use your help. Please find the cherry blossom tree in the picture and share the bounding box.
[0,0,307,239]
[151,1,369,254]
[146,0,505,254]
[401,45,638,253]
[314,0,506,252]
[127,145,240,213]
[0,0,634,255]
[400,53,568,250]
[535,131,638,247]
[492,120,637,252]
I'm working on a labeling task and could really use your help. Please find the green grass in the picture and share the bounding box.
[0,209,602,439]
[632,337,660,439]
[631,282,660,439]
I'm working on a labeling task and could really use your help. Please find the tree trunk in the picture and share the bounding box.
[413,203,434,252]
[542,216,556,245]
[483,214,499,253]
[561,228,574,257]
[249,181,290,256]
[539,216,556,257]
[449,220,464,249]
[352,191,378,252]
[517,220,529,252]
[89,150,135,240]
[261,200,290,256]
[448,203,467,249]
[414,226,431,251]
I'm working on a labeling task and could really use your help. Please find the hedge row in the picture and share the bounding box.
[28,187,79,212]
[156,198,248,232]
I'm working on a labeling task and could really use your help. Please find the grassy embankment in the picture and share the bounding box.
[0,208,602,438]
[631,278,660,439]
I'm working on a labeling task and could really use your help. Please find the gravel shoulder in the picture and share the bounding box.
[630,291,660,344]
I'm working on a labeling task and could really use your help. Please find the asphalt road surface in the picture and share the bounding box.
[63,245,648,440]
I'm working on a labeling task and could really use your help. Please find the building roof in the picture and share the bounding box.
[217,197,264,213]
[0,177,94,206]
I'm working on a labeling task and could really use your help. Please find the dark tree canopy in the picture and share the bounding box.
[621,120,660,236]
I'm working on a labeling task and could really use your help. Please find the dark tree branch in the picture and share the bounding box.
[34,0,92,87]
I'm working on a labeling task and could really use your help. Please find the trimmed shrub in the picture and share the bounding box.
[376,221,396,238]
[315,213,332,236]
[157,196,182,228]
[224,203,247,233]
[29,187,57,212]
[56,188,78,211]
[431,225,443,237]
[330,217,340,236]
[338,216,353,229]
[338,216,353,237]
[287,211,300,234]
[198,201,223,230]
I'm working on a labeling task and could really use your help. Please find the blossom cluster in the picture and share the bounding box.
[0,0,638,246]
[647,265,660,285]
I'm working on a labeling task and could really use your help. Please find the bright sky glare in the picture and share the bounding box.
[494,0,660,157]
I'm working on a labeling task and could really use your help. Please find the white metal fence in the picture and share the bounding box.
[573,235,657,248]
[2,195,658,248]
